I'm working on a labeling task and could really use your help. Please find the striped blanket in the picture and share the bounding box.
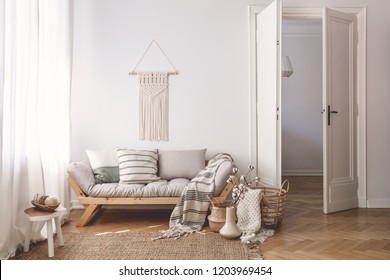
[155,153,234,239]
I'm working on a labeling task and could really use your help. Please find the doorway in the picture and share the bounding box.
[281,18,324,204]
[281,18,323,179]
[249,4,367,212]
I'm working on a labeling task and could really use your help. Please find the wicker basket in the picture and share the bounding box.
[252,179,289,229]
[207,205,226,232]
[31,193,60,212]
[31,200,60,212]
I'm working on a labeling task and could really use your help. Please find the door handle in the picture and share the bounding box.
[327,105,338,126]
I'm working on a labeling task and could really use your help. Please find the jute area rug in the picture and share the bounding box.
[10,232,263,260]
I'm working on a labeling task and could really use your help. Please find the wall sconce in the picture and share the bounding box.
[282,55,293,78]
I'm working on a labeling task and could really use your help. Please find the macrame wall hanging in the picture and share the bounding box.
[129,40,178,141]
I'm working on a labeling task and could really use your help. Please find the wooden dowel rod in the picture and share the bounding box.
[128,71,179,76]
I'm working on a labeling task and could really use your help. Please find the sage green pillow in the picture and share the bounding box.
[85,150,120,184]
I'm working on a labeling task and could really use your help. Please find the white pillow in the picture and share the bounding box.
[116,148,160,184]
[85,150,119,183]
[158,149,206,180]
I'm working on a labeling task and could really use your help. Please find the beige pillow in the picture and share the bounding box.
[213,160,235,195]
[117,148,160,184]
[158,149,206,180]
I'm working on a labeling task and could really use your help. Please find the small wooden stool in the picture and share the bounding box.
[24,205,67,258]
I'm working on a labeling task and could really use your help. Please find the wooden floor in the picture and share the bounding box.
[62,176,390,260]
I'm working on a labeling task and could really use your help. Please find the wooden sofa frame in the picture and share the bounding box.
[68,175,235,227]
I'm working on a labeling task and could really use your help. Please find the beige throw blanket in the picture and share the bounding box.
[155,153,233,240]
[237,188,274,243]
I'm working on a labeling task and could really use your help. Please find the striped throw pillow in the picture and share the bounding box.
[116,148,160,184]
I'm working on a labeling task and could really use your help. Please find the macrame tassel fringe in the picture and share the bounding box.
[247,243,264,260]
[138,72,169,141]
[152,224,205,240]
[240,228,275,244]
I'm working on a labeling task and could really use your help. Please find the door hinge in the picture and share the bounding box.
[277,40,280,46]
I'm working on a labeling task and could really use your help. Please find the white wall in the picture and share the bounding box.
[71,0,252,171]
[71,0,390,207]
[282,19,323,176]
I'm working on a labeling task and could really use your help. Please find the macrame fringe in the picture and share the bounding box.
[242,228,274,260]
[153,224,205,240]
[247,243,264,260]
[240,228,275,244]
[138,72,169,141]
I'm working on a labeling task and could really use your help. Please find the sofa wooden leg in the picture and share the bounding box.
[76,204,102,227]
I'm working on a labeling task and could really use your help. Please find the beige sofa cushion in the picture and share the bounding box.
[67,151,234,198]
[213,159,235,195]
[158,149,206,180]
[88,178,190,197]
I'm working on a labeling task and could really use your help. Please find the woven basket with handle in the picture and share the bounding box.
[251,179,289,229]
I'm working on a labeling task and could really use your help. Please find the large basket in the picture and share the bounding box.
[252,179,289,229]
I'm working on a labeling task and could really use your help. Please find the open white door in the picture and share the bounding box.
[256,0,282,187]
[323,8,358,214]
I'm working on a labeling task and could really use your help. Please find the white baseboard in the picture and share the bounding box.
[70,199,84,210]
[282,170,323,176]
[367,199,390,208]
[358,196,367,208]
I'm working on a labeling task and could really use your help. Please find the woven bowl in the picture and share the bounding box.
[31,201,60,212]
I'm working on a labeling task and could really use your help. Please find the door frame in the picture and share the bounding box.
[248,6,367,208]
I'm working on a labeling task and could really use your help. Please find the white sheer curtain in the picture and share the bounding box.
[0,0,71,259]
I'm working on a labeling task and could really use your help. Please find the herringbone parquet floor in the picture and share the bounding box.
[262,176,390,260]
[63,176,390,260]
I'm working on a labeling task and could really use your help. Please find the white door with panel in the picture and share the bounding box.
[323,8,358,214]
[256,0,282,187]
[255,3,359,213]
